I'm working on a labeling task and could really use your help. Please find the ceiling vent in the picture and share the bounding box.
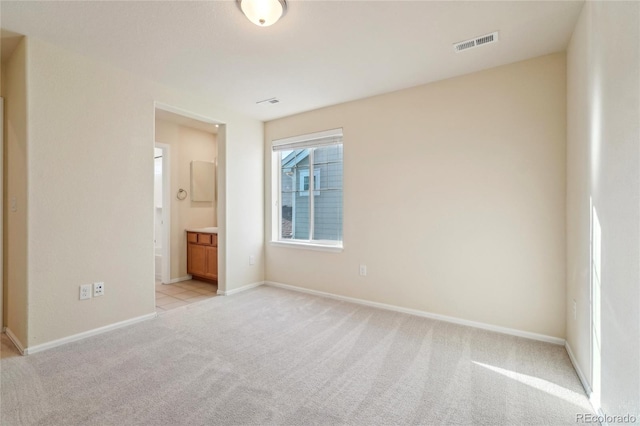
[256,97,280,105]
[453,31,499,53]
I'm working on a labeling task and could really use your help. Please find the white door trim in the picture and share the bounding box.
[589,197,602,411]
[0,98,4,331]
[155,143,171,284]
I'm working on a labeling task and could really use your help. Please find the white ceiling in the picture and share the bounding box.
[0,1,583,121]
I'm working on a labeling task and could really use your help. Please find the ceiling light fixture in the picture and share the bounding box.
[237,0,287,27]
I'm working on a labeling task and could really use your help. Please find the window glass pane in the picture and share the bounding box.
[312,145,343,241]
[280,149,310,240]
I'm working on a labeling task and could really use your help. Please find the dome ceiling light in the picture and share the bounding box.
[237,0,287,27]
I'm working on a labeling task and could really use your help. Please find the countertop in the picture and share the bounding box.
[186,227,218,234]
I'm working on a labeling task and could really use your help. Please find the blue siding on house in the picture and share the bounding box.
[280,145,342,241]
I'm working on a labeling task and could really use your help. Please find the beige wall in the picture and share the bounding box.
[10,36,263,348]
[226,122,265,288]
[266,53,567,338]
[3,38,28,344]
[155,119,217,279]
[566,1,639,415]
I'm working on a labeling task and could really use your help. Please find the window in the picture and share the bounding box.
[298,169,320,196]
[273,129,343,248]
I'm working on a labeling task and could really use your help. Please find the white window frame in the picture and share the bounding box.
[271,128,343,251]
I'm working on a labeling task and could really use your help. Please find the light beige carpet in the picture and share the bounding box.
[1,285,592,425]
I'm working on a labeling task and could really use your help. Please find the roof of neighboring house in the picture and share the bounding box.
[282,150,309,168]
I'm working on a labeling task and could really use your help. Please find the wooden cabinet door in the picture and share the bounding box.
[205,246,218,280]
[188,244,207,277]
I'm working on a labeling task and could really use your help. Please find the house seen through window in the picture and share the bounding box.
[273,129,343,246]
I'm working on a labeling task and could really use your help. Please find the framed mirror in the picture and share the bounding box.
[191,161,216,202]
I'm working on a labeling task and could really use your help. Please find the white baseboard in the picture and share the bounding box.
[21,312,157,355]
[166,275,192,284]
[565,342,607,422]
[4,327,26,355]
[565,341,592,396]
[265,281,565,345]
[218,281,264,296]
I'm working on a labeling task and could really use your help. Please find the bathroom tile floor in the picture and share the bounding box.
[155,279,218,311]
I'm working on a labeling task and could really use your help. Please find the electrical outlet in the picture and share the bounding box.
[80,284,92,300]
[573,299,577,320]
[94,282,105,297]
[249,255,255,265]
[359,264,367,276]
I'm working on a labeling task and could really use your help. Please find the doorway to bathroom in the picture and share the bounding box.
[153,105,221,312]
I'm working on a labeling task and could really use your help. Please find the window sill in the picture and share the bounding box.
[270,240,344,253]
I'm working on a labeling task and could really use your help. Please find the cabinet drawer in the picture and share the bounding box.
[187,232,198,243]
[198,233,212,245]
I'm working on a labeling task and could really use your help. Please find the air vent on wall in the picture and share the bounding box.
[453,31,499,53]
[256,97,280,105]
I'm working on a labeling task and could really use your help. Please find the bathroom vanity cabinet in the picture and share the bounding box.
[186,231,218,282]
